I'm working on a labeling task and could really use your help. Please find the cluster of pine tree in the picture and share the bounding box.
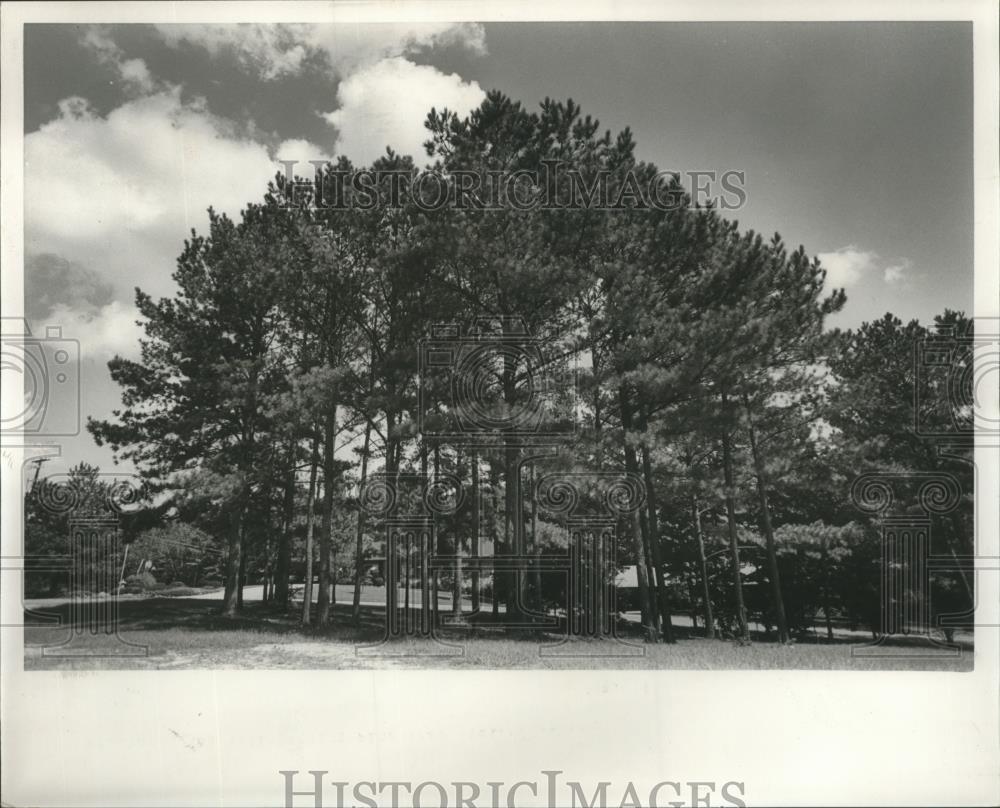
[70,92,972,643]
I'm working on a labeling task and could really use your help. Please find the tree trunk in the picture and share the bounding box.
[317,403,338,625]
[820,534,835,641]
[420,445,431,627]
[451,449,463,619]
[352,418,373,626]
[944,512,974,600]
[591,340,604,469]
[275,442,296,609]
[236,526,247,609]
[691,494,715,639]
[530,461,542,613]
[504,443,520,621]
[642,517,660,636]
[628,509,656,642]
[222,504,243,617]
[743,397,789,643]
[489,459,500,618]
[618,384,663,641]
[301,437,319,625]
[471,450,481,613]
[385,411,399,621]
[502,343,521,623]
[720,404,750,643]
[640,440,675,643]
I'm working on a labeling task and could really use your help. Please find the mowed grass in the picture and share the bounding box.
[22,598,973,671]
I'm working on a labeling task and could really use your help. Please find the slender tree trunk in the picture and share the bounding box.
[222,504,243,617]
[385,411,399,621]
[352,419,373,626]
[330,545,337,608]
[236,525,247,609]
[720,403,750,643]
[618,384,662,641]
[414,443,427,623]
[261,490,274,604]
[743,397,789,643]
[691,494,715,639]
[471,450,481,613]
[642,518,660,636]
[430,446,440,627]
[262,520,272,603]
[502,344,521,623]
[451,449,463,619]
[275,442,296,609]
[687,573,699,629]
[489,459,500,618]
[301,437,319,625]
[591,340,604,469]
[640,440,675,643]
[944,513,974,602]
[628,509,656,641]
[504,443,520,621]
[819,534,835,641]
[317,404,338,625]
[530,461,542,613]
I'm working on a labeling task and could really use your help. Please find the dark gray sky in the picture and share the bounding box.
[22,21,974,470]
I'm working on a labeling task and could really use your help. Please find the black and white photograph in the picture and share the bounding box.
[2,2,998,806]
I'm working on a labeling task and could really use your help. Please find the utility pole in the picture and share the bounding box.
[29,457,49,492]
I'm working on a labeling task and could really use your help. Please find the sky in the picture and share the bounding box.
[20,22,974,473]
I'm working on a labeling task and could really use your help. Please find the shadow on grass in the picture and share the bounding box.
[24,598,972,655]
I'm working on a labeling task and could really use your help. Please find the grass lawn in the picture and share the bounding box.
[22,597,974,671]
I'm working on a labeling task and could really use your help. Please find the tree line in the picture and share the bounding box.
[44,90,971,643]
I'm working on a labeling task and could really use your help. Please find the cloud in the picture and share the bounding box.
[153,22,487,80]
[25,88,333,303]
[816,246,877,289]
[25,254,114,324]
[47,300,145,361]
[153,24,310,80]
[274,138,331,166]
[80,26,157,94]
[818,245,912,290]
[321,57,485,164]
[72,25,487,167]
[883,259,911,284]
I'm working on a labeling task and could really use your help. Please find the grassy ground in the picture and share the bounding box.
[22,597,974,671]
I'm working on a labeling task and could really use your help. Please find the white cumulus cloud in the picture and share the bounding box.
[817,246,877,290]
[25,88,332,302]
[153,22,487,79]
[321,57,485,165]
[80,26,157,94]
[818,245,912,291]
[47,300,146,361]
